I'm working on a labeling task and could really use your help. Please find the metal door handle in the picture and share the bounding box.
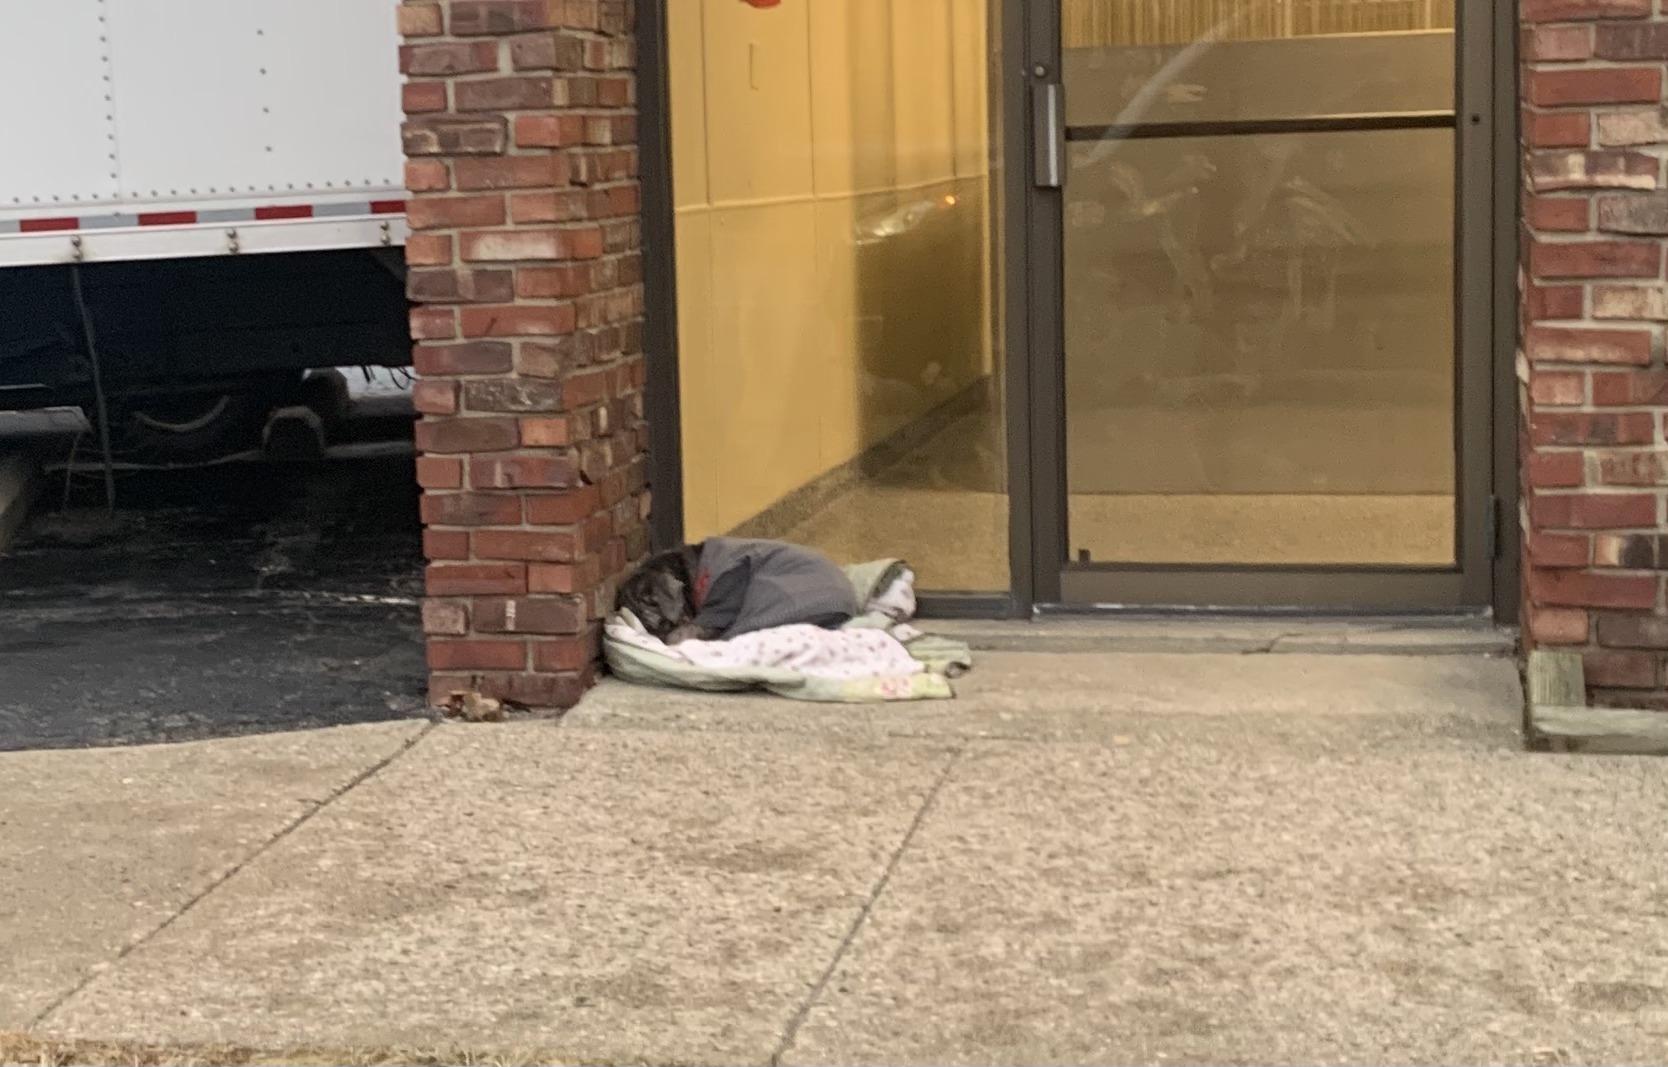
[1032,82,1063,188]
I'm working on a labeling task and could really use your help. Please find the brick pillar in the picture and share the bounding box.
[400,0,647,710]
[1521,2,1668,706]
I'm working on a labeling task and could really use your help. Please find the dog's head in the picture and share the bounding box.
[617,549,696,640]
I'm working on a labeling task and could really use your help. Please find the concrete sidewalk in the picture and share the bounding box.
[6,641,1668,1064]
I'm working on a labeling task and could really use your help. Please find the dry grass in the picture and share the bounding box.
[0,1032,621,1067]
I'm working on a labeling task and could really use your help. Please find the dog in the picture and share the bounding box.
[615,544,711,644]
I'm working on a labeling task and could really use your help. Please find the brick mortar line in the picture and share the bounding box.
[26,722,440,1031]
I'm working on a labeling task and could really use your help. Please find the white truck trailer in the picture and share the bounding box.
[0,0,410,460]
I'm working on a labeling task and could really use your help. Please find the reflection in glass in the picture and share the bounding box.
[1064,127,1456,567]
[668,0,1007,593]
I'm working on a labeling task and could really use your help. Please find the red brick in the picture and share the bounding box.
[405,160,451,193]
[406,195,507,231]
[1521,0,1649,19]
[474,529,579,562]
[416,455,464,489]
[1595,21,1668,60]
[404,233,454,266]
[1593,370,1668,406]
[1525,112,1593,149]
[413,341,515,376]
[461,379,563,412]
[524,486,601,524]
[423,528,471,560]
[412,379,459,415]
[473,597,586,634]
[1528,24,1594,62]
[1595,451,1668,486]
[1526,284,1587,321]
[519,416,576,447]
[1525,325,1653,365]
[515,114,586,147]
[1528,451,1588,488]
[510,191,589,223]
[455,76,557,112]
[1529,195,1591,232]
[1532,491,1658,528]
[533,635,598,672]
[528,558,599,594]
[1530,606,1590,645]
[1597,610,1668,648]
[509,32,586,70]
[1529,149,1656,191]
[397,3,445,37]
[421,491,523,526]
[1532,411,1655,446]
[1530,568,1658,610]
[437,669,593,709]
[470,453,579,489]
[416,416,520,454]
[409,307,458,341]
[425,562,528,596]
[1598,192,1668,235]
[422,599,470,636]
[428,639,529,671]
[1528,68,1661,108]
[1530,530,1592,565]
[1532,240,1660,278]
[1530,370,1587,406]
[459,229,597,262]
[459,304,578,338]
[454,156,568,191]
[515,340,570,378]
[403,82,448,114]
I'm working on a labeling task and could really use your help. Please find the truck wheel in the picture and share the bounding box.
[109,383,289,464]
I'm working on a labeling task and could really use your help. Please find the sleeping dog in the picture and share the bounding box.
[617,538,860,645]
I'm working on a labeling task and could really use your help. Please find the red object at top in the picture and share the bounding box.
[740,0,781,7]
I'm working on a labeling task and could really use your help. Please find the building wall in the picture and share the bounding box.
[1520,1,1668,706]
[669,0,994,539]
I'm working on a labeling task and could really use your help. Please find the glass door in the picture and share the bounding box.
[1028,0,1497,609]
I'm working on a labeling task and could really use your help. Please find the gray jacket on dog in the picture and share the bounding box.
[691,537,859,639]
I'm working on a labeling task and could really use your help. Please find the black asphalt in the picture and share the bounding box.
[0,443,430,751]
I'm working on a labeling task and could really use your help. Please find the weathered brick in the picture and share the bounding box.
[428,639,529,671]
[408,267,515,304]
[423,528,471,560]
[422,599,470,636]
[454,156,569,191]
[1595,531,1662,567]
[1532,410,1656,445]
[403,116,509,157]
[1529,370,1588,406]
[1595,21,1668,60]
[1595,451,1668,486]
[1531,491,1658,528]
[1520,0,1649,20]
[1528,24,1594,62]
[472,596,586,634]
[1592,370,1668,406]
[404,233,455,266]
[409,307,459,342]
[474,529,579,563]
[403,81,449,114]
[1529,195,1591,232]
[449,0,553,35]
[400,41,500,76]
[405,160,452,193]
[1530,530,1592,566]
[406,195,507,230]
[397,3,445,37]
[1596,610,1668,648]
[1529,150,1656,192]
[416,455,464,489]
[1584,649,1658,688]
[1597,107,1668,147]
[469,453,579,489]
[532,634,599,672]
[1530,568,1658,610]
[455,76,557,112]
[1528,451,1588,488]
[510,32,587,70]
[1526,284,1587,321]
[412,379,459,414]
[413,341,516,376]
[1592,285,1668,320]
[458,304,578,338]
[1525,325,1653,365]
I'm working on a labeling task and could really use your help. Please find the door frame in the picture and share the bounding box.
[1011,0,1518,615]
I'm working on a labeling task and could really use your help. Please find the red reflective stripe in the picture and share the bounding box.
[369,199,406,215]
[254,205,313,220]
[19,217,78,233]
[137,211,196,226]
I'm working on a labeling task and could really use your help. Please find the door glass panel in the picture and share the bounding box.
[1061,0,1457,568]
[667,0,1009,593]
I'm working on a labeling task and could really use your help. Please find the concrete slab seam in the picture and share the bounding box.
[28,722,438,1030]
[768,745,965,1067]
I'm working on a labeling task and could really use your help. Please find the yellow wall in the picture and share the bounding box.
[672,0,994,540]
[1062,0,1454,47]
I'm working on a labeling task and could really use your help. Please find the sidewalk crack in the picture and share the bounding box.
[28,722,437,1029]
[769,745,964,1066]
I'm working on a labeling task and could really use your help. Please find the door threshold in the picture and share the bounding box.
[923,615,1516,657]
